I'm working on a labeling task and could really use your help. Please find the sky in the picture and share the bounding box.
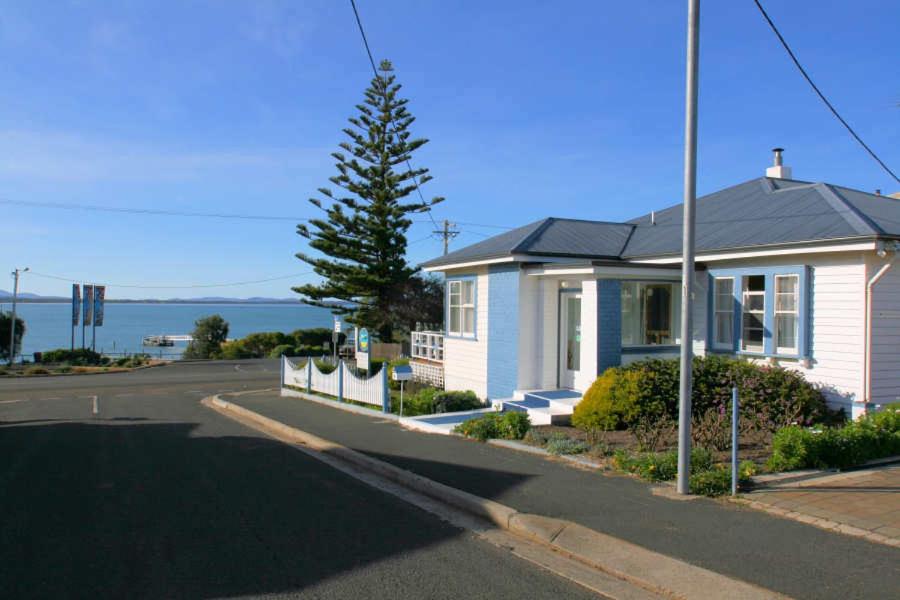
[1,0,898,299]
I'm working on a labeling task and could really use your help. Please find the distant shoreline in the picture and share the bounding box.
[0,299,308,305]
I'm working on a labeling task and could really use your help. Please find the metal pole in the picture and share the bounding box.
[400,380,404,417]
[8,268,26,365]
[731,386,739,496]
[677,0,700,495]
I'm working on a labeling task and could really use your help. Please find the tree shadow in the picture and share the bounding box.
[0,420,533,599]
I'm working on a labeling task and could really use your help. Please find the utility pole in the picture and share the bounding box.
[8,267,29,365]
[434,219,459,256]
[677,0,700,495]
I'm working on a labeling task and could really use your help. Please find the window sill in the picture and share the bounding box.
[708,348,809,362]
[445,333,478,342]
[621,345,680,355]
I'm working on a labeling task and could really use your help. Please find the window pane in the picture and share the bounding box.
[746,294,765,312]
[620,282,640,346]
[462,280,474,305]
[716,313,733,344]
[745,275,765,292]
[644,284,672,345]
[463,307,475,334]
[775,275,798,312]
[776,315,797,351]
[449,307,460,333]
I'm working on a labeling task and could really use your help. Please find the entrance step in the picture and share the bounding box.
[501,389,583,426]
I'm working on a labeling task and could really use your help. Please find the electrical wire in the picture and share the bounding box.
[753,0,899,183]
[26,270,314,289]
[0,198,311,221]
[348,0,442,231]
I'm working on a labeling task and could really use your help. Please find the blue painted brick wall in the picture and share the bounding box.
[487,264,520,399]
[597,279,622,373]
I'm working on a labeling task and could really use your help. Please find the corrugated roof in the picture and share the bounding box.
[420,218,633,268]
[421,177,900,268]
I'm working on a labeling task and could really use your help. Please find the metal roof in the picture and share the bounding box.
[421,177,900,269]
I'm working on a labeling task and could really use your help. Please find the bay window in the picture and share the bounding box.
[447,278,476,338]
[708,267,808,358]
[621,281,680,346]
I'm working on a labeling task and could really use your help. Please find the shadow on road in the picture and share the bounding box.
[0,420,533,599]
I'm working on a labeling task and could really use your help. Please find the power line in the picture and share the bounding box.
[26,270,314,289]
[753,0,899,184]
[348,0,443,233]
[0,198,312,222]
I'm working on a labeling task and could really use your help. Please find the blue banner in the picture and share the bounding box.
[71,284,80,326]
[82,285,93,326]
[93,285,105,327]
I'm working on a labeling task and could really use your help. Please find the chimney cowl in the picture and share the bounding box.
[766,147,792,179]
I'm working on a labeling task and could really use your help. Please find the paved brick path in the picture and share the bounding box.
[745,465,900,547]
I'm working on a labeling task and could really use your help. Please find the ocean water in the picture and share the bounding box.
[6,302,335,359]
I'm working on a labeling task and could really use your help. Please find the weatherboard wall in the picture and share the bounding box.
[868,254,900,407]
[442,267,489,400]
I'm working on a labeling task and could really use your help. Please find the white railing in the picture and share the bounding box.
[280,355,389,411]
[411,330,444,363]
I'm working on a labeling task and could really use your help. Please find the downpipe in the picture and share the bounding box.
[863,242,898,411]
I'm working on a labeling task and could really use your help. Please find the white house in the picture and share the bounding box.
[416,152,900,422]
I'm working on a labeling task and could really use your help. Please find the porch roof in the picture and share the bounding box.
[421,177,900,270]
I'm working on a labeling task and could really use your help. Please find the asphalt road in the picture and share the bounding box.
[0,361,598,600]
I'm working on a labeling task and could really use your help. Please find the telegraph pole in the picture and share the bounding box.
[677,0,700,495]
[8,267,28,365]
[434,219,459,256]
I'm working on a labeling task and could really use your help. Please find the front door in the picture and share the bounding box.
[559,293,582,389]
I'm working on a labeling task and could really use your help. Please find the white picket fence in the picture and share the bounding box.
[281,355,389,412]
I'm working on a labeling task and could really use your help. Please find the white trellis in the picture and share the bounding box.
[280,355,389,412]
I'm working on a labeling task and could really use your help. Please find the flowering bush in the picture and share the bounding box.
[453,411,530,441]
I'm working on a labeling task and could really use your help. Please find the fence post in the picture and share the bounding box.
[381,363,390,414]
[732,386,739,496]
[338,359,344,403]
[306,357,312,394]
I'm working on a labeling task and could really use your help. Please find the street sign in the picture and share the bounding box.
[391,364,412,382]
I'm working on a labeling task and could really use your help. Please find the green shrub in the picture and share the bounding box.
[433,390,482,413]
[269,344,295,358]
[545,436,589,455]
[767,407,900,472]
[454,411,531,441]
[739,460,758,480]
[613,447,715,482]
[689,467,732,497]
[40,348,105,366]
[403,387,439,416]
[292,327,333,348]
[314,359,337,374]
[523,428,548,446]
[25,366,50,376]
[572,368,644,430]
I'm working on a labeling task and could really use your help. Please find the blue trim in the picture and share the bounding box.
[707,265,810,359]
[621,345,680,355]
[337,359,344,402]
[445,273,478,340]
[381,365,390,413]
[487,264,520,399]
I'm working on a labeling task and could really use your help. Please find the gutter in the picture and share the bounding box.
[864,241,898,408]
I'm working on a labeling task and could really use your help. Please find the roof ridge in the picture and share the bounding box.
[511,217,555,253]
[815,183,883,236]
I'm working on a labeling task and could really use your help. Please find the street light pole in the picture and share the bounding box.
[677,0,700,495]
[8,267,29,365]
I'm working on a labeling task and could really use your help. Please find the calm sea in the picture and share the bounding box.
[6,302,335,359]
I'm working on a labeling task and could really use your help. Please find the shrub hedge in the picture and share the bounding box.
[573,356,830,433]
[454,412,530,442]
[39,348,107,366]
[767,406,900,471]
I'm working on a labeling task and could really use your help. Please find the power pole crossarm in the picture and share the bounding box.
[434,219,459,256]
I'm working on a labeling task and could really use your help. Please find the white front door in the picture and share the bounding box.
[559,293,582,389]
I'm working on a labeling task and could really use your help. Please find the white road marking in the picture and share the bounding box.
[92,395,99,415]
[0,398,25,404]
[114,393,134,398]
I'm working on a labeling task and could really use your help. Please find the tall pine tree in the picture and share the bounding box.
[294,60,443,341]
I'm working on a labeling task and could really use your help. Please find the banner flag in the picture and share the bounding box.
[93,286,106,327]
[72,284,80,326]
[82,285,94,327]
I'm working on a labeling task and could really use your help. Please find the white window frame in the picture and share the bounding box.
[774,274,799,355]
[447,279,476,338]
[740,275,766,353]
[712,277,734,350]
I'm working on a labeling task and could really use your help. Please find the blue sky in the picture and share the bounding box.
[1,1,898,299]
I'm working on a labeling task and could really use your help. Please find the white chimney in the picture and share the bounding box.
[766,147,792,179]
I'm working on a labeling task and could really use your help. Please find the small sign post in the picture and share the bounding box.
[731,386,740,497]
[392,364,413,417]
[332,318,342,364]
[356,327,370,372]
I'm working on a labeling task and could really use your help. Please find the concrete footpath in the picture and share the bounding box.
[224,391,899,600]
